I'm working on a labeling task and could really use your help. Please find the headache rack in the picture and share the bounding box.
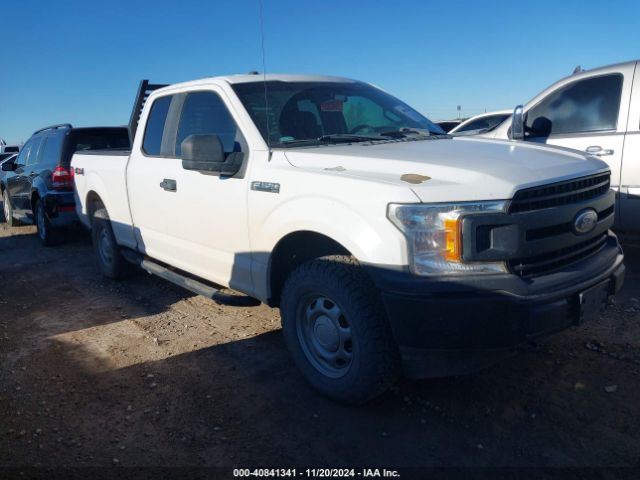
[509,173,611,214]
[128,79,169,146]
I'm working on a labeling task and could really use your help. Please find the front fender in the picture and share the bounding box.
[250,194,409,300]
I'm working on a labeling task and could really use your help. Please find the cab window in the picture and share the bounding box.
[175,91,245,157]
[142,95,173,156]
[526,74,623,137]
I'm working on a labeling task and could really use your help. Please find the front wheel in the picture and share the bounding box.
[91,207,133,279]
[280,255,399,404]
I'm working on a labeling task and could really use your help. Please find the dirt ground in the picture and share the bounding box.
[1,222,639,469]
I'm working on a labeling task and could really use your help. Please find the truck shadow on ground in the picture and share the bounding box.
[32,316,640,467]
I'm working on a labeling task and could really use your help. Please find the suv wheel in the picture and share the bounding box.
[35,199,59,246]
[91,207,133,279]
[280,255,399,404]
[2,190,19,226]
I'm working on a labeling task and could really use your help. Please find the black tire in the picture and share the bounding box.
[34,199,59,246]
[280,255,400,404]
[2,189,20,226]
[91,207,133,279]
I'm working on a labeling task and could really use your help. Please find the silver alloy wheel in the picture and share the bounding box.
[36,203,46,240]
[98,227,114,266]
[3,192,10,222]
[296,294,354,378]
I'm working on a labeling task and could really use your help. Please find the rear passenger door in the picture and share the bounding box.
[524,68,634,201]
[127,93,179,259]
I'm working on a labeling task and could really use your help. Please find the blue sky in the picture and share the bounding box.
[1,0,639,144]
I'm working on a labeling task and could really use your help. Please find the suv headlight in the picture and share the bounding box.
[388,201,508,276]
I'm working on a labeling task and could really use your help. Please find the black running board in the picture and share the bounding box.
[122,249,260,307]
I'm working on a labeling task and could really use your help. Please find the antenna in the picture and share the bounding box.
[258,0,272,154]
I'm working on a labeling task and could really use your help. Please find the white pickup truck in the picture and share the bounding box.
[72,74,625,403]
[486,60,640,233]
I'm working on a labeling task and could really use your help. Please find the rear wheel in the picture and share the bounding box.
[35,199,59,246]
[280,255,399,404]
[2,190,19,226]
[91,207,133,279]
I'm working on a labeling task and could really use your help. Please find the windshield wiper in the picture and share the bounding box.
[273,134,390,148]
[317,134,388,143]
[272,138,323,147]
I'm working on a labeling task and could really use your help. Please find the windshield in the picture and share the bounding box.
[232,81,445,147]
[453,113,510,134]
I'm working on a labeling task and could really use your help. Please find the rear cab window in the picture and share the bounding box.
[142,95,173,156]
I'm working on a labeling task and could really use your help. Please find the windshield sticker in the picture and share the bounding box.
[321,99,344,112]
[394,104,423,122]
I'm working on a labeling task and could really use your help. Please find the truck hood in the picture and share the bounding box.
[283,137,609,203]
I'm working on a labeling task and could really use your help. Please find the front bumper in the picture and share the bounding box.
[367,233,625,378]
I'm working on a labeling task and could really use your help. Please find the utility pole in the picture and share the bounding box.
[457,105,461,119]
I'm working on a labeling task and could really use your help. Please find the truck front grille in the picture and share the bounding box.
[509,173,610,213]
[464,171,615,277]
[508,233,608,277]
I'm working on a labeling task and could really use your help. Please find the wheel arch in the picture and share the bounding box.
[267,230,352,307]
[85,190,106,222]
[30,189,41,213]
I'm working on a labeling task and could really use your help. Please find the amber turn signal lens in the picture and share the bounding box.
[443,218,461,262]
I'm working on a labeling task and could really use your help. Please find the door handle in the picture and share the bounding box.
[29,172,38,177]
[160,179,177,192]
[585,146,614,156]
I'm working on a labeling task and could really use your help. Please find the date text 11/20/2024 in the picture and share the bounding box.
[233,468,401,478]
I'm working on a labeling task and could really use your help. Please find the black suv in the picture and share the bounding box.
[1,124,129,244]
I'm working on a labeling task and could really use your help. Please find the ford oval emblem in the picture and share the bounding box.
[574,208,598,235]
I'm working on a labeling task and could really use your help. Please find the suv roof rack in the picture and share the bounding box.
[33,124,72,135]
[128,80,169,146]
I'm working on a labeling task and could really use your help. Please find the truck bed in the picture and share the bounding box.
[72,150,138,250]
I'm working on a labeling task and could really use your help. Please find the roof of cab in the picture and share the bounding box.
[153,73,360,95]
[578,59,638,75]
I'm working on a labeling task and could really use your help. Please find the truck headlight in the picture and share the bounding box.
[388,201,508,276]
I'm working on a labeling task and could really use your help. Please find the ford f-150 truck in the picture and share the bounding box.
[72,75,625,403]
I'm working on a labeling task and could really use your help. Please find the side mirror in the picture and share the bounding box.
[181,134,243,176]
[511,105,525,140]
[1,161,16,172]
